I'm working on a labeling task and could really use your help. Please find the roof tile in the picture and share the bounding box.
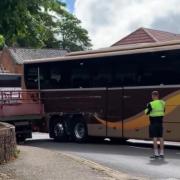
[8,48,67,64]
[112,27,180,46]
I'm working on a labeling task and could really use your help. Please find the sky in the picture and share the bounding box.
[63,0,180,49]
[62,0,75,12]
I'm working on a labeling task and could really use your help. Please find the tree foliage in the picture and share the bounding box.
[0,0,92,51]
[56,13,92,51]
[0,35,5,49]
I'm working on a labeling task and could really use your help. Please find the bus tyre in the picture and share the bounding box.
[53,121,67,142]
[72,121,87,143]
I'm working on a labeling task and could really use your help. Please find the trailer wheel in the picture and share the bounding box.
[72,121,87,143]
[16,135,26,143]
[53,120,67,142]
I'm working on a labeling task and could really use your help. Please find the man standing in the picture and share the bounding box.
[145,91,166,159]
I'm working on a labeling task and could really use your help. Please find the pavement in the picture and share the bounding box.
[0,133,145,180]
[24,133,180,180]
[0,146,119,180]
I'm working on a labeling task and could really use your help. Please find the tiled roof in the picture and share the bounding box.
[25,40,180,64]
[8,48,67,64]
[145,28,180,42]
[112,27,180,46]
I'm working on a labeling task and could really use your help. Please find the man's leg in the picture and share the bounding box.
[159,137,164,156]
[153,137,159,156]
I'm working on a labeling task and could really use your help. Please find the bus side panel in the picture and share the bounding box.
[163,88,180,141]
[106,88,123,138]
[123,87,180,141]
[164,123,180,141]
[123,88,150,139]
[41,89,107,137]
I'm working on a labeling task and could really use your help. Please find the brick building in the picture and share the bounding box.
[0,47,67,74]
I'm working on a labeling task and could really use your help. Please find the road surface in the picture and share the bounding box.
[25,133,180,180]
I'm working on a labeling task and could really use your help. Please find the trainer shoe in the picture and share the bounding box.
[159,155,164,159]
[150,155,159,159]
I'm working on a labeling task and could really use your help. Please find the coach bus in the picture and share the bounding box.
[24,41,180,142]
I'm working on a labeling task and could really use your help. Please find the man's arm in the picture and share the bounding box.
[145,103,152,115]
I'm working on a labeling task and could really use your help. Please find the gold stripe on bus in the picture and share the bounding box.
[95,90,180,130]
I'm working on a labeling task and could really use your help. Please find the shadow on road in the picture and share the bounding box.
[148,158,169,166]
[22,138,180,161]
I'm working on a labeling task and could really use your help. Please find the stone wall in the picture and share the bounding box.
[0,123,16,163]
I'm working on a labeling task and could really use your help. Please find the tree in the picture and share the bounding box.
[0,0,92,51]
[0,35,5,49]
[56,13,92,51]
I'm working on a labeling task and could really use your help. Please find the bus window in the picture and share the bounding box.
[162,56,180,85]
[39,65,51,89]
[138,54,180,86]
[111,72,123,87]
[91,60,112,88]
[25,67,38,89]
[111,58,138,87]
[71,62,91,88]
[93,72,112,87]
[50,67,61,88]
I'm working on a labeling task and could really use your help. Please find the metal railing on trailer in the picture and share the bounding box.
[0,90,44,141]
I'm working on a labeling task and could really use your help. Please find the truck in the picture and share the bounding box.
[0,73,44,141]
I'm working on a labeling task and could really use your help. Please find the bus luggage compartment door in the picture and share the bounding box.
[162,87,180,141]
[106,88,123,138]
[123,88,150,139]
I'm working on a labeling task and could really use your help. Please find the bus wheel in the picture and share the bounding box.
[72,121,87,143]
[53,121,67,142]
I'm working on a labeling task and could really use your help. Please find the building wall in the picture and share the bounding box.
[0,48,23,74]
[0,48,25,89]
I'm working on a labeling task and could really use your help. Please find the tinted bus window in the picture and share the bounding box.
[25,66,38,89]
[137,53,180,86]
[71,62,91,88]
[111,56,138,87]
[24,51,180,89]
[35,62,72,89]
[91,62,112,87]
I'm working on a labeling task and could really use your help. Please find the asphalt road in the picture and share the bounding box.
[25,133,180,180]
